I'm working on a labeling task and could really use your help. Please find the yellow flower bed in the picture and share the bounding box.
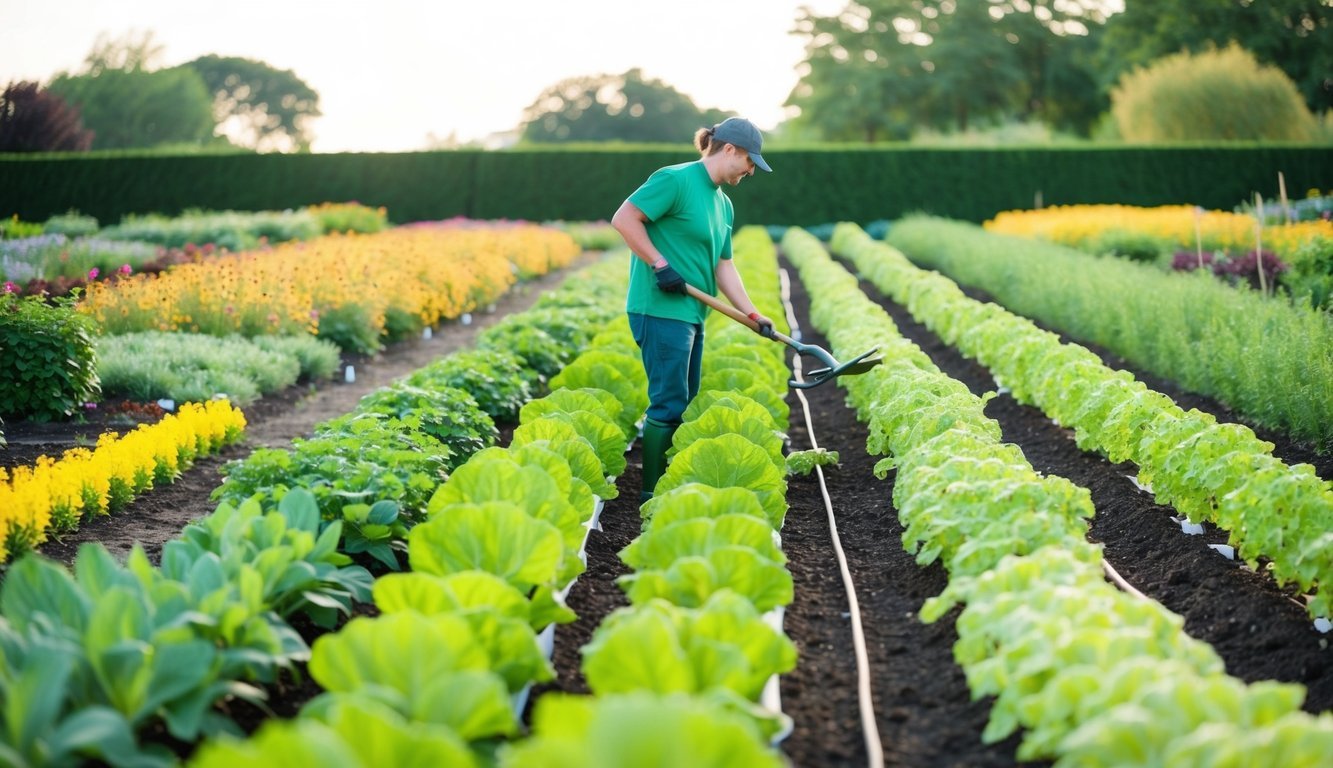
[80,224,579,339]
[984,204,1333,261]
[0,400,246,562]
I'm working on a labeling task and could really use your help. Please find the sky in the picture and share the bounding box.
[2,0,850,153]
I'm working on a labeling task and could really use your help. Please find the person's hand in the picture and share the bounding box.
[654,262,687,294]
[748,312,774,338]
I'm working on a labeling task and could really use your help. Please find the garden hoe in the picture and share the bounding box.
[684,283,881,390]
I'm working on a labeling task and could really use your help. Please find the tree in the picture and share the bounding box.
[183,55,321,152]
[520,68,732,143]
[1110,43,1319,142]
[786,0,1114,140]
[1094,0,1332,113]
[80,29,165,75]
[47,66,215,150]
[0,81,94,152]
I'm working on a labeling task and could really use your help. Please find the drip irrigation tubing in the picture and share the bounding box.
[778,267,886,768]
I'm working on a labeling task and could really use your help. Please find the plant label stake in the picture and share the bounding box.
[1254,193,1268,297]
[1194,206,1205,271]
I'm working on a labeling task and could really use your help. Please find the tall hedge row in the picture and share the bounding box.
[3,145,1330,226]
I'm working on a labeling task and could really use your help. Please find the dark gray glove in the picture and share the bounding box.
[748,312,774,338]
[654,263,687,294]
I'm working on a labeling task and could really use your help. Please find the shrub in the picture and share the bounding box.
[0,292,100,421]
[41,211,99,238]
[308,202,389,234]
[250,333,341,381]
[1087,229,1173,263]
[1110,44,1319,142]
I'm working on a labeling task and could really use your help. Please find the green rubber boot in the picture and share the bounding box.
[639,418,678,504]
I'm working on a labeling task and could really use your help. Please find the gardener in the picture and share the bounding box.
[610,116,776,503]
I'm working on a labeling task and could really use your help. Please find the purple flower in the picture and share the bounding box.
[2,281,16,293]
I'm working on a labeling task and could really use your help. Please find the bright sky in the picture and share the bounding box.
[2,0,849,152]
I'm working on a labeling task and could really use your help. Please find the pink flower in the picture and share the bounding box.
[2,281,17,294]
[88,267,100,280]
[118,263,132,275]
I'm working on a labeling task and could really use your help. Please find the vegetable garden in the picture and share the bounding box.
[0,198,1331,767]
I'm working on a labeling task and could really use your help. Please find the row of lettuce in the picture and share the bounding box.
[836,223,1333,622]
[188,227,804,766]
[785,226,1333,765]
[0,248,624,766]
[884,215,1333,453]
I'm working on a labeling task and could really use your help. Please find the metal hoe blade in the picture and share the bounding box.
[790,347,882,390]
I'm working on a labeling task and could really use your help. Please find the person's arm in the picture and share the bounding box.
[715,258,774,336]
[612,200,687,294]
[611,200,665,269]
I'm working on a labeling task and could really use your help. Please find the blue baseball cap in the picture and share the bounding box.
[713,117,772,172]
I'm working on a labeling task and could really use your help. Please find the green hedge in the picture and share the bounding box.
[3,145,1331,226]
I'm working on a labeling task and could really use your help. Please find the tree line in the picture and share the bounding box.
[2,2,1328,153]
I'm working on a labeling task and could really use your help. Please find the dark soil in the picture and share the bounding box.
[2,245,1328,768]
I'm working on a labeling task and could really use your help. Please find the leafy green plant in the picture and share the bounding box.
[427,454,586,583]
[0,545,284,767]
[509,417,617,500]
[785,448,840,476]
[655,434,787,530]
[0,292,100,421]
[500,691,788,768]
[173,489,373,629]
[408,349,532,423]
[190,695,478,768]
[581,591,796,736]
[478,322,568,381]
[357,384,497,470]
[213,413,448,536]
[307,611,525,739]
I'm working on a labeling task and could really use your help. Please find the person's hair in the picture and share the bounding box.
[694,126,729,157]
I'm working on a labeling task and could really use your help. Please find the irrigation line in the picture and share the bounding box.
[778,268,886,768]
[1101,560,1148,601]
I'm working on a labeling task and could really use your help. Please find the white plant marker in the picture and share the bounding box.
[344,365,356,383]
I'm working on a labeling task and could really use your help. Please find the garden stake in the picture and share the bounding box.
[683,283,881,390]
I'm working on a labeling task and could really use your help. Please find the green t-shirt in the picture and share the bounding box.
[624,160,733,325]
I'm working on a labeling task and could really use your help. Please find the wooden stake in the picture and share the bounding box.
[1034,189,1043,210]
[1278,171,1292,224]
[1254,192,1268,296]
[1194,206,1205,270]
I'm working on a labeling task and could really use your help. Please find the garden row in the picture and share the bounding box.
[785,226,1333,765]
[884,215,1333,453]
[983,200,1333,309]
[836,223,1333,622]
